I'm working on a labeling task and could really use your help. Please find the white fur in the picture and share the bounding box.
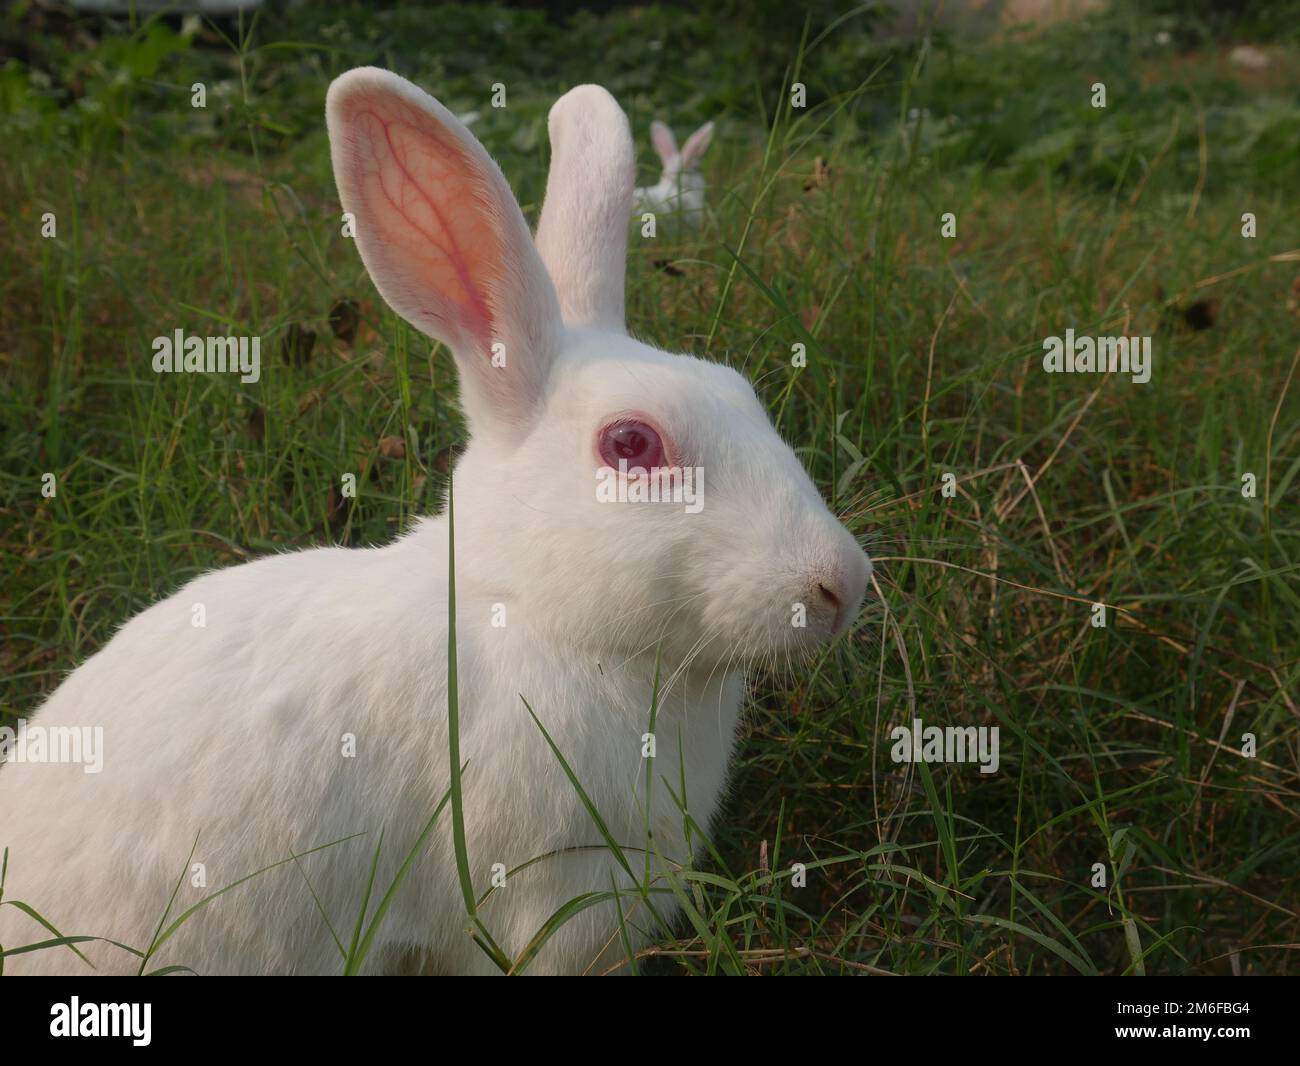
[0,70,868,975]
[632,119,714,226]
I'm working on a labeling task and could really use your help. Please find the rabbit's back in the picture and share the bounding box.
[0,531,455,972]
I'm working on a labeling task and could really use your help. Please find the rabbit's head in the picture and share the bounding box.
[651,119,713,182]
[326,69,869,666]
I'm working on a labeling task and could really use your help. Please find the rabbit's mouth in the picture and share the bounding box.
[686,590,868,668]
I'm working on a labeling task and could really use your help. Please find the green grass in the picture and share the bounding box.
[1,2,1298,975]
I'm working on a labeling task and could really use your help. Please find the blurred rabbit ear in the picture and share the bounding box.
[534,84,635,333]
[650,119,678,165]
[326,68,564,440]
[681,121,715,167]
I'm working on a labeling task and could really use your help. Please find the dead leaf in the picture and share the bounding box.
[280,323,317,367]
[297,388,326,416]
[803,155,832,192]
[329,298,360,345]
[247,406,265,443]
[1183,299,1218,331]
[432,443,464,474]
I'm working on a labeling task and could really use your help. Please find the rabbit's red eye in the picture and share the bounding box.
[598,420,666,470]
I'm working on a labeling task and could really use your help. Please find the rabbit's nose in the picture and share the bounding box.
[807,546,871,635]
[816,581,842,620]
[804,575,848,634]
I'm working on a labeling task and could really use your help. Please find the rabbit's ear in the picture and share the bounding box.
[534,85,635,333]
[326,68,563,439]
[650,120,679,165]
[681,121,715,167]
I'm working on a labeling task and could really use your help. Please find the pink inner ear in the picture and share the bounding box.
[651,122,677,164]
[343,88,499,354]
[681,124,712,166]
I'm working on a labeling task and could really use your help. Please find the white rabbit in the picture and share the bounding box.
[0,69,869,976]
[632,119,714,226]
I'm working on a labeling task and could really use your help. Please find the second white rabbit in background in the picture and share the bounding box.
[632,119,715,226]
